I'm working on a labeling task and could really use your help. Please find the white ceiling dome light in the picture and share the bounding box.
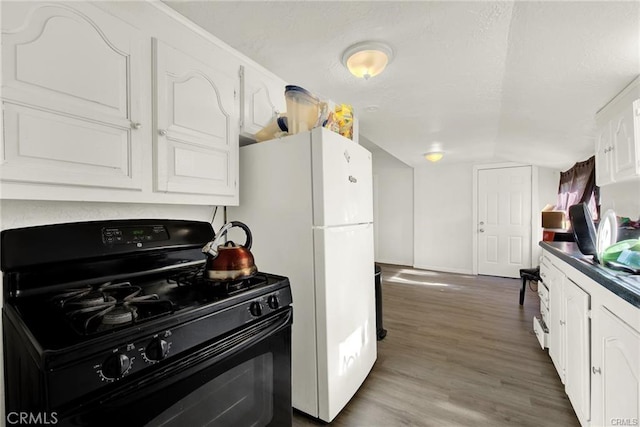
[424,152,444,162]
[341,41,394,80]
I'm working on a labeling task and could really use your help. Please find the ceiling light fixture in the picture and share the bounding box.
[424,152,444,162]
[341,41,393,80]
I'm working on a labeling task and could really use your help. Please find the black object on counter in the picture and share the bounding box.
[374,264,387,340]
[569,203,598,261]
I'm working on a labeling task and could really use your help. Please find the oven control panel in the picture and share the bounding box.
[94,332,174,382]
[102,225,169,245]
[72,289,291,389]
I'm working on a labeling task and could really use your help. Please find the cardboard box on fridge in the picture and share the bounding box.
[541,205,567,229]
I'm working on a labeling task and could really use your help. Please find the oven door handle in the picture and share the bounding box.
[181,307,293,370]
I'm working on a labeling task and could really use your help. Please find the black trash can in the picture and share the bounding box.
[374,264,387,340]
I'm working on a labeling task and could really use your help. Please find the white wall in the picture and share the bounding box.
[534,167,561,262]
[360,137,414,266]
[373,168,414,265]
[0,199,221,421]
[414,162,475,274]
[600,180,640,219]
[414,163,560,275]
[0,200,219,230]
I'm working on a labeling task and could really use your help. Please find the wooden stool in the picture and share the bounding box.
[519,266,541,305]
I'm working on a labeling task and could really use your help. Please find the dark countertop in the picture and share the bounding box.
[540,241,640,308]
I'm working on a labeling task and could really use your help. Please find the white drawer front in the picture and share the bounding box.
[541,305,550,328]
[533,316,548,349]
[538,282,549,309]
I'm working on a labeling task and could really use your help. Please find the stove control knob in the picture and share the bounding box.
[102,353,130,379]
[146,338,169,362]
[267,295,279,310]
[249,301,263,317]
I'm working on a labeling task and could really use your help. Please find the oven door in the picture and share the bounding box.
[63,309,292,427]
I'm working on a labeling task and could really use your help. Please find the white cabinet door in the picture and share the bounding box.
[311,128,373,227]
[612,100,640,181]
[154,39,238,196]
[595,76,640,186]
[595,121,614,186]
[547,261,565,382]
[591,307,640,427]
[564,278,591,426]
[239,65,287,137]
[1,2,145,190]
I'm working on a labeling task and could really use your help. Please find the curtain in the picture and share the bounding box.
[557,156,598,219]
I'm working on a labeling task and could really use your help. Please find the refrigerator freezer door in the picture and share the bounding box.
[313,223,377,422]
[312,128,373,227]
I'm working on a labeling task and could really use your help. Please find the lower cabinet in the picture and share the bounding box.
[563,279,591,426]
[591,306,640,427]
[543,248,640,427]
[544,258,565,380]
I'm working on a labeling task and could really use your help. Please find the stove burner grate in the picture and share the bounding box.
[167,266,269,296]
[52,282,174,335]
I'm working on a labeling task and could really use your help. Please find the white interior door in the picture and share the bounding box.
[477,166,532,278]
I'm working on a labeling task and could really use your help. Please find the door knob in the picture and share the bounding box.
[131,122,142,130]
[479,221,484,225]
[158,129,167,136]
[479,229,485,233]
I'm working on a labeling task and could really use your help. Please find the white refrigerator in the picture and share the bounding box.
[229,127,376,422]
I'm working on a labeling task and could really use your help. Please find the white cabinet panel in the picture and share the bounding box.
[239,65,287,137]
[595,77,640,186]
[546,261,565,381]
[154,39,238,196]
[2,2,141,122]
[564,279,591,426]
[596,122,614,186]
[1,2,144,190]
[592,307,640,427]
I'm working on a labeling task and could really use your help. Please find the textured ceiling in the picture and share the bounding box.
[164,1,640,170]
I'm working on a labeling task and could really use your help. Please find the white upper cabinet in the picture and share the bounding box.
[1,2,145,191]
[595,76,640,186]
[239,64,287,137]
[0,1,249,205]
[154,39,238,196]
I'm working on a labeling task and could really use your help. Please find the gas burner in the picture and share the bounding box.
[102,305,138,325]
[52,281,174,335]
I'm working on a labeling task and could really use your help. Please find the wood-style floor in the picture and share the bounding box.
[293,264,580,427]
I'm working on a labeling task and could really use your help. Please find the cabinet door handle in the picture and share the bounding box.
[560,320,566,325]
[158,129,167,136]
[479,228,485,233]
[131,122,142,130]
[592,366,601,375]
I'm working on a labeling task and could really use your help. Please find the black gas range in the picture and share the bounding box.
[2,219,293,427]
